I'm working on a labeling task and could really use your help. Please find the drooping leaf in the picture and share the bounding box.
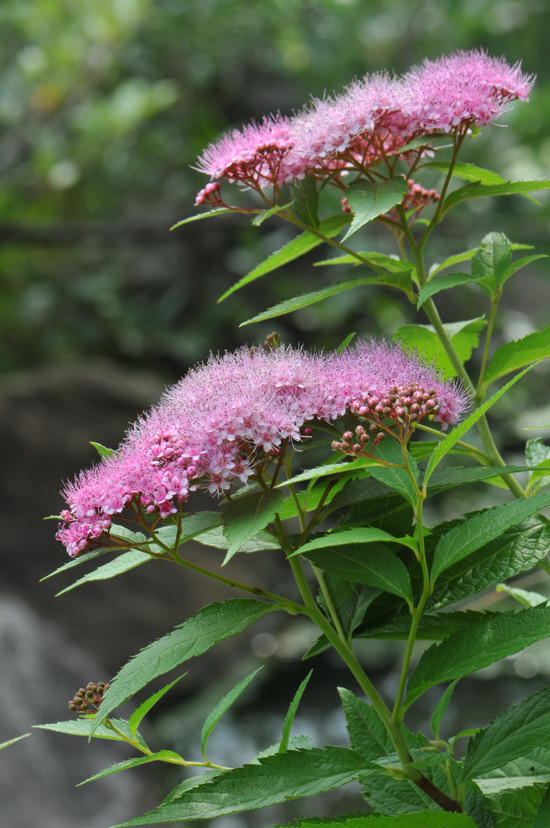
[394,317,486,379]
[303,544,413,604]
[462,686,550,782]
[171,208,237,230]
[91,600,275,735]
[482,324,550,389]
[55,549,153,596]
[218,214,350,301]
[405,606,550,709]
[78,751,186,786]
[431,490,550,579]
[222,488,285,562]
[114,747,368,825]
[342,177,409,241]
[201,667,263,757]
[279,671,313,753]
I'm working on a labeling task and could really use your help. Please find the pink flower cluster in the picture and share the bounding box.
[194,50,533,198]
[57,342,468,557]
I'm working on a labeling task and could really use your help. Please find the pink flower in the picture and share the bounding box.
[57,342,468,557]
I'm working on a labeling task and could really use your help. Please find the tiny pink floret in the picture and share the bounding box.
[57,342,468,557]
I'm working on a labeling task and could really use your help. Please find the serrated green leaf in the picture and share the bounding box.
[498,253,547,288]
[423,365,534,488]
[294,527,416,557]
[315,251,413,274]
[129,676,184,739]
[171,207,237,230]
[0,733,30,750]
[442,179,550,214]
[193,524,279,553]
[359,611,496,642]
[292,177,320,228]
[417,273,478,309]
[274,813,477,827]
[41,545,123,581]
[278,456,378,488]
[303,545,413,604]
[222,488,285,562]
[534,785,550,826]
[431,680,459,740]
[251,201,293,226]
[429,249,479,278]
[35,717,147,748]
[240,277,397,327]
[339,688,394,760]
[92,600,275,735]
[342,178,409,241]
[426,464,533,490]
[78,750,185,786]
[406,606,550,709]
[496,583,548,607]
[482,324,550,389]
[218,214,350,301]
[113,746,368,825]
[201,667,263,757]
[55,549,153,596]
[462,686,550,782]
[475,775,550,795]
[424,161,507,186]
[484,784,547,827]
[279,671,313,753]
[471,232,511,283]
[430,515,550,610]
[431,491,550,580]
[394,317,486,379]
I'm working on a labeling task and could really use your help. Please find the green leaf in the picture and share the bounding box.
[417,273,477,309]
[222,488,285,562]
[337,332,357,353]
[482,324,550,389]
[426,464,533,491]
[431,491,550,580]
[114,747,368,825]
[292,177,320,228]
[0,733,30,750]
[342,178,409,241]
[394,317,486,379]
[240,276,398,327]
[423,365,534,488]
[129,677,184,739]
[218,214,350,301]
[406,606,550,709]
[295,527,415,556]
[35,717,147,748]
[316,251,413,273]
[78,751,185,785]
[498,253,547,288]
[54,549,152,596]
[470,232,511,288]
[170,207,236,230]
[484,784,547,827]
[359,610,497,642]
[279,671,313,753]
[303,545,413,604]
[429,249,479,278]
[442,179,550,214]
[339,687,395,760]
[424,161,507,186]
[431,680,459,740]
[399,133,454,153]
[91,599,275,735]
[201,667,263,757]
[475,775,550,795]
[496,583,548,607]
[462,687,550,782]
[277,456,378,488]
[251,201,294,226]
[193,524,279,553]
[430,515,550,611]
[90,441,117,458]
[534,786,550,826]
[273,813,477,827]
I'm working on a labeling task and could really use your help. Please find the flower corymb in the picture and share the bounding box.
[57,342,468,557]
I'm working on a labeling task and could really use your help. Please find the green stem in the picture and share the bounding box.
[477,293,500,393]
[311,564,348,642]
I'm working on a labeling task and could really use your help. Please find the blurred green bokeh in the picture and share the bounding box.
[1,0,549,377]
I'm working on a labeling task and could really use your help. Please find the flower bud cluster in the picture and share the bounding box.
[68,682,110,714]
[57,341,468,557]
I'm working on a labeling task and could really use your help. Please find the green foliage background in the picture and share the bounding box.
[2,0,550,379]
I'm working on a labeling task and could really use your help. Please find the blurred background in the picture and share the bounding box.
[1,1,550,826]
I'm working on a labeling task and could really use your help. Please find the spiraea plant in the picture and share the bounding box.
[37,49,550,827]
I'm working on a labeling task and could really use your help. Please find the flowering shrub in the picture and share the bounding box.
[32,49,550,827]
